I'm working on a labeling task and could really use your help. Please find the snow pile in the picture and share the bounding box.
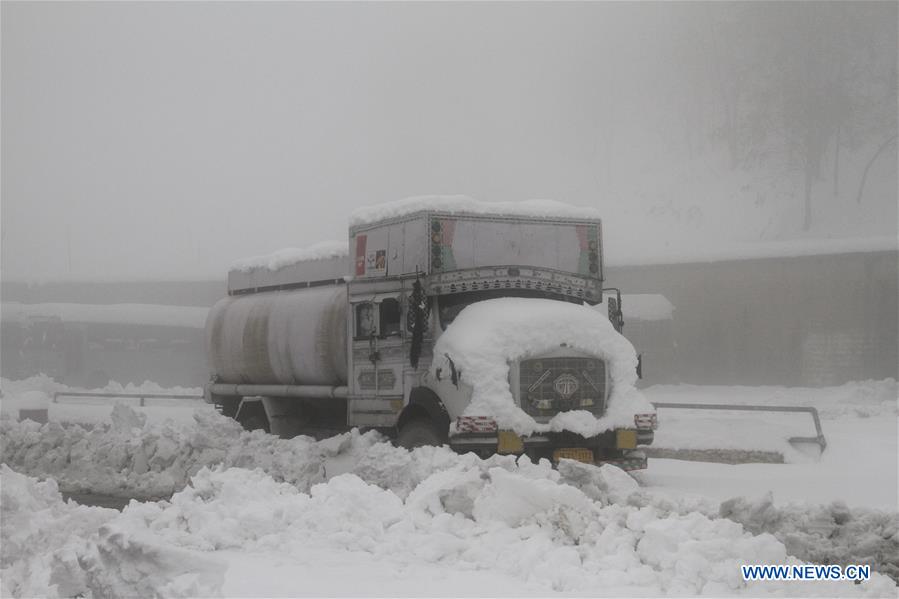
[0,465,118,598]
[0,402,663,506]
[230,240,348,272]
[350,195,602,227]
[0,465,223,598]
[1,405,504,501]
[431,297,654,435]
[721,494,899,583]
[2,463,895,597]
[0,302,209,329]
[0,407,354,499]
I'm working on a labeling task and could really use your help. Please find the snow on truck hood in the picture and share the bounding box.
[431,297,654,436]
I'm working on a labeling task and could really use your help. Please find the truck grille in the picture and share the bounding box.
[519,357,606,418]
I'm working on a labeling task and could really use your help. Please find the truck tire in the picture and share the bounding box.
[396,419,442,450]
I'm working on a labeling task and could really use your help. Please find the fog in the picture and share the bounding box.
[3,2,895,282]
[2,11,898,591]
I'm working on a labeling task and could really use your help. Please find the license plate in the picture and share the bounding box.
[616,429,637,449]
[497,430,524,454]
[552,448,594,464]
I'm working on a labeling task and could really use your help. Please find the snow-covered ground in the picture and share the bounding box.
[0,375,203,427]
[1,376,897,596]
[643,382,898,512]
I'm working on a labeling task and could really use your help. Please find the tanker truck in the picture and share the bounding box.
[205,198,657,469]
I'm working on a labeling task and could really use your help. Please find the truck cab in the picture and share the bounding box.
[344,201,656,469]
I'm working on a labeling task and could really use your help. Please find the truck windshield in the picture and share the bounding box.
[437,290,582,329]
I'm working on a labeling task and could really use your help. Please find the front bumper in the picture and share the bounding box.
[449,428,650,470]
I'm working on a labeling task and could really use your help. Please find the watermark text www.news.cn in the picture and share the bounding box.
[742,564,871,582]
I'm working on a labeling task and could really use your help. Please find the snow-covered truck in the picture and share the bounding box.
[204,198,657,469]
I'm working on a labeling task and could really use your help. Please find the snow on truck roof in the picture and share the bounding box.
[229,197,602,281]
[349,195,603,227]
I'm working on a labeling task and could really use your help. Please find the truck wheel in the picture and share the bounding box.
[396,419,442,449]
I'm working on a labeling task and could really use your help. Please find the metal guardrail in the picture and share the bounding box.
[651,402,827,451]
[52,391,203,407]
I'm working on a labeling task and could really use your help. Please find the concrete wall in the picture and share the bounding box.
[607,250,898,386]
[1,280,225,307]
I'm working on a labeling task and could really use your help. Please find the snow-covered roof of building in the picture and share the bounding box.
[230,240,348,273]
[350,195,603,227]
[431,297,653,436]
[0,302,209,329]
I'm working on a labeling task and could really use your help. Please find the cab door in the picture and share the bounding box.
[349,294,406,427]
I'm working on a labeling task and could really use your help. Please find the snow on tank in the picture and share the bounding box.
[227,240,349,295]
[431,297,655,437]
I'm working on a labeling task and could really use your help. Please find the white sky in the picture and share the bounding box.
[2,2,895,282]
[0,2,687,281]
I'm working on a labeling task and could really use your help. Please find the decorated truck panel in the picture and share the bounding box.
[350,213,603,305]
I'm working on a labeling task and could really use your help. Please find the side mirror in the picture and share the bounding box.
[607,297,624,333]
[444,353,460,387]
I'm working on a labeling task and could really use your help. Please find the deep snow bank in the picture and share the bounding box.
[2,404,897,595]
[0,465,118,598]
[0,405,376,499]
[721,494,899,583]
[2,463,896,598]
[432,297,654,435]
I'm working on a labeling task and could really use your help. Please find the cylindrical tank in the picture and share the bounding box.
[205,285,347,386]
